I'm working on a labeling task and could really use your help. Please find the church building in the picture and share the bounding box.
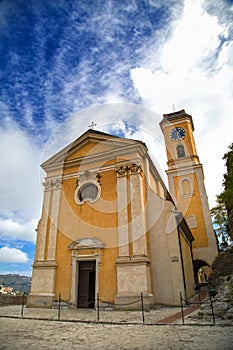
[28,109,217,309]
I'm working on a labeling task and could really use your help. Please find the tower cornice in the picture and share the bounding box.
[160,109,194,131]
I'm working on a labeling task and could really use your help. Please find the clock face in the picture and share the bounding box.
[170,127,186,141]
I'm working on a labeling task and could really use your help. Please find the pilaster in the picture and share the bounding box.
[34,188,51,261]
[115,162,153,309]
[47,177,62,260]
[28,176,62,308]
[116,166,130,256]
[129,163,147,256]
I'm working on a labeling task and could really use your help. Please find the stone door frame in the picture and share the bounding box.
[68,238,104,308]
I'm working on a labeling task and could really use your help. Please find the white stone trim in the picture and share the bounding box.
[69,247,102,307]
[74,170,101,205]
[129,167,147,256]
[44,142,147,173]
[43,177,62,191]
[180,177,194,197]
[185,214,197,229]
[34,190,51,261]
[193,167,218,265]
[117,173,130,256]
[47,176,62,261]
[160,117,193,129]
[69,238,105,250]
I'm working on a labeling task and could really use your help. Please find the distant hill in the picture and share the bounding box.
[0,274,31,294]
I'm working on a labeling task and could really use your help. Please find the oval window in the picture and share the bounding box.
[77,183,99,203]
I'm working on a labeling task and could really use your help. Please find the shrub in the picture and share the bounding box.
[209,251,233,287]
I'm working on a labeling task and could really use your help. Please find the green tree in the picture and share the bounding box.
[211,143,233,247]
[210,197,228,249]
[221,143,233,241]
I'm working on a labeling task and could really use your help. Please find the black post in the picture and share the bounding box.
[58,293,61,321]
[141,293,145,324]
[209,293,215,324]
[97,293,100,322]
[180,292,184,325]
[21,292,25,318]
[198,289,201,305]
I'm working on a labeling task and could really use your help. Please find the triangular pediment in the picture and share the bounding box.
[41,129,147,172]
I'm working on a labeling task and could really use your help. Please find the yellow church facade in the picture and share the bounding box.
[28,127,196,309]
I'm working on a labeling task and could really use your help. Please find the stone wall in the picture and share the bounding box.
[0,295,27,306]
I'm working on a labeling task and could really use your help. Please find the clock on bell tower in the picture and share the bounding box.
[160,109,218,281]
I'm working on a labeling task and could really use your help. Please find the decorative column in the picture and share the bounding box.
[114,162,153,310]
[33,181,52,261]
[116,166,130,257]
[28,176,62,308]
[129,163,148,257]
[47,178,62,261]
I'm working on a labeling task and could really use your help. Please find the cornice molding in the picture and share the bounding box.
[42,143,147,173]
[62,158,144,181]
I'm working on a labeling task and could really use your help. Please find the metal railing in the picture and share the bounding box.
[1,289,231,326]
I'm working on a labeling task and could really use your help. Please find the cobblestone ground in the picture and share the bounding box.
[0,306,232,349]
[0,317,232,350]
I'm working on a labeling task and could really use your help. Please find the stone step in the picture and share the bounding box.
[52,301,70,310]
[99,302,114,311]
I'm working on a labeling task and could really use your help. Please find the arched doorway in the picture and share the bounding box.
[193,260,211,284]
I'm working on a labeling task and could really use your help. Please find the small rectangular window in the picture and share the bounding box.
[177,145,185,158]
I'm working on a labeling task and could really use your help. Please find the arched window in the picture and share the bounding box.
[181,178,193,196]
[177,145,185,158]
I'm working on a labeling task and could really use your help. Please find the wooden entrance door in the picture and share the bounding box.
[77,261,96,308]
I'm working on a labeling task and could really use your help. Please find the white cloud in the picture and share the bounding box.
[0,218,37,242]
[130,0,228,116]
[160,0,222,75]
[0,119,42,219]
[0,246,29,263]
[41,103,168,190]
[130,0,233,207]
[0,119,42,245]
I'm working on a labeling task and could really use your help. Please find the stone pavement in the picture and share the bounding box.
[0,303,231,325]
[0,304,204,324]
[0,310,232,350]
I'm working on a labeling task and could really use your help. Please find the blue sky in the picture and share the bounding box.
[0,0,232,276]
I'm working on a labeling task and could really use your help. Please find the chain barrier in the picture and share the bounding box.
[98,293,144,322]
[52,293,144,322]
[2,289,229,325]
[180,287,219,325]
[99,298,141,307]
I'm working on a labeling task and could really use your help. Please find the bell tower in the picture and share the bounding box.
[160,109,218,280]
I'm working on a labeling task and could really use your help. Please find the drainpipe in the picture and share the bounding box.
[190,241,197,284]
[177,225,187,304]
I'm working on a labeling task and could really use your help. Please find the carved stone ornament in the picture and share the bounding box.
[116,162,143,177]
[68,237,105,250]
[116,165,128,177]
[43,177,62,191]
[78,170,101,185]
[129,163,142,175]
[75,171,102,204]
